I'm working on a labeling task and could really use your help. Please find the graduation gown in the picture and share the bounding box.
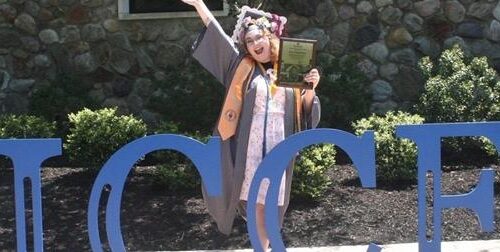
[191,20,321,235]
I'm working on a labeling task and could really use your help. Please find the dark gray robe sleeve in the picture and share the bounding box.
[302,95,321,129]
[192,21,242,88]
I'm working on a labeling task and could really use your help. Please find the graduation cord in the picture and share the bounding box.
[262,80,270,158]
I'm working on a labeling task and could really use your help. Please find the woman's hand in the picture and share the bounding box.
[304,68,320,90]
[181,0,213,26]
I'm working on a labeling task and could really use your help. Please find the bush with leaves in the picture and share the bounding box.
[64,108,147,168]
[0,114,56,167]
[353,111,424,183]
[0,114,56,138]
[416,45,500,163]
[292,144,336,201]
[316,54,371,131]
[151,121,210,192]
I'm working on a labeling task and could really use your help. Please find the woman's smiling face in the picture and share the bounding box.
[244,27,271,63]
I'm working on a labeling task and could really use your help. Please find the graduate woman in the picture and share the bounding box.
[181,0,321,250]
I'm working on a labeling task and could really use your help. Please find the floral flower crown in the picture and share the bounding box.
[231,6,287,46]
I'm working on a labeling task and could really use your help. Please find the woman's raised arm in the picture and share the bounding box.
[181,0,215,27]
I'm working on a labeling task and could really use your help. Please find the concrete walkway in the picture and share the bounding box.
[166,239,500,252]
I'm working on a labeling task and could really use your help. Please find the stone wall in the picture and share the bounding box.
[0,0,499,124]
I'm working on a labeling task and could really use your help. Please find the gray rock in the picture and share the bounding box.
[352,24,380,50]
[469,39,500,59]
[370,79,393,102]
[297,28,329,51]
[0,56,5,69]
[81,0,102,7]
[316,0,337,25]
[375,0,393,8]
[133,78,153,98]
[456,21,484,38]
[103,19,119,33]
[108,32,133,52]
[445,0,465,23]
[362,42,389,63]
[397,0,412,10]
[60,25,80,43]
[494,2,500,21]
[327,22,350,54]
[379,63,399,81]
[380,6,403,25]
[38,7,54,21]
[2,93,29,114]
[90,42,110,65]
[102,97,129,114]
[81,23,105,42]
[0,4,17,22]
[88,88,105,103]
[153,71,167,82]
[34,54,51,67]
[371,100,398,114]
[338,5,355,20]
[289,0,322,17]
[357,59,378,80]
[162,21,187,41]
[10,79,34,92]
[38,29,59,44]
[389,48,417,65]
[140,109,160,126]
[285,13,310,33]
[24,1,40,16]
[12,49,29,59]
[74,52,97,73]
[414,0,440,17]
[143,24,163,41]
[489,20,500,42]
[392,65,424,102]
[387,27,413,47]
[155,42,186,68]
[403,13,424,32]
[135,46,154,74]
[467,2,494,20]
[0,28,21,49]
[356,1,373,14]
[14,13,37,35]
[109,49,135,74]
[443,36,468,51]
[112,77,132,97]
[414,36,441,57]
[20,36,39,52]
[127,94,143,114]
[0,70,10,89]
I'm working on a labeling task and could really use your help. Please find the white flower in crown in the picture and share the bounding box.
[231,6,287,46]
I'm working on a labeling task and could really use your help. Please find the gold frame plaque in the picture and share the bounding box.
[277,37,317,89]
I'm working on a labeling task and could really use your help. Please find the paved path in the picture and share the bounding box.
[165,239,500,252]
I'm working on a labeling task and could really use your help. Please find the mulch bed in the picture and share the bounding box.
[0,165,499,251]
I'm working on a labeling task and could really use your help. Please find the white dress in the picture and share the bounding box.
[239,75,287,206]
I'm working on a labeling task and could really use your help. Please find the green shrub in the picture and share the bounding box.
[353,111,424,183]
[316,54,371,131]
[0,114,56,167]
[64,107,147,168]
[147,61,224,134]
[416,45,500,163]
[0,114,56,138]
[151,121,210,192]
[292,144,336,201]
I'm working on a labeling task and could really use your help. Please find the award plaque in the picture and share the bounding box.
[277,37,317,89]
